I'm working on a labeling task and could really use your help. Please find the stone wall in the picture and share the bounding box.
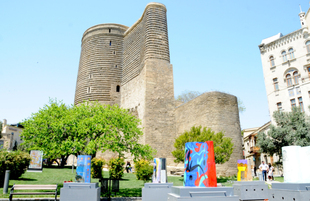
[175,92,243,176]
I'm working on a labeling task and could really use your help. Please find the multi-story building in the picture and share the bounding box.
[0,119,23,150]
[259,7,310,123]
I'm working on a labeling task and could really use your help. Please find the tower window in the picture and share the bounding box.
[282,51,287,62]
[109,29,111,33]
[298,97,304,111]
[290,99,296,108]
[87,87,91,93]
[289,48,295,59]
[110,41,112,46]
[116,85,120,92]
[277,102,282,111]
[293,71,299,84]
[115,65,117,68]
[286,74,292,87]
[273,78,279,91]
[269,56,275,67]
[306,41,310,53]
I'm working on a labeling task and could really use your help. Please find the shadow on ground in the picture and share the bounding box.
[101,188,142,198]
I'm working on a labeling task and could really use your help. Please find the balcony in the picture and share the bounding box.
[250,146,260,153]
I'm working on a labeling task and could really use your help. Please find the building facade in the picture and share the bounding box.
[259,8,310,123]
[74,3,243,176]
[0,119,23,150]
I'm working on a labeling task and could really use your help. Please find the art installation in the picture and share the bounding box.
[152,158,167,183]
[28,150,43,171]
[237,160,248,181]
[184,141,217,187]
[76,155,91,183]
[282,146,310,183]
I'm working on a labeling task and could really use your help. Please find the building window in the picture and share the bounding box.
[277,102,282,111]
[87,87,91,93]
[0,140,3,149]
[289,88,294,97]
[308,91,310,98]
[290,99,296,108]
[282,51,287,62]
[273,78,279,91]
[296,87,301,95]
[289,48,295,59]
[269,56,275,67]
[306,41,310,53]
[109,41,112,46]
[116,85,120,92]
[293,71,299,84]
[298,97,304,111]
[286,74,292,87]
[109,29,111,33]
[307,67,310,78]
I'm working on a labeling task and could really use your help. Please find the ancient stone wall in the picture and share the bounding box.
[121,3,175,163]
[74,24,128,105]
[175,92,243,176]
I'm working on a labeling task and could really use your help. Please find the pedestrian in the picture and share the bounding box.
[126,161,132,173]
[254,166,257,176]
[268,163,274,181]
[259,161,269,181]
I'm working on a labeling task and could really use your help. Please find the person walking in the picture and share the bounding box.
[268,163,274,181]
[259,161,269,181]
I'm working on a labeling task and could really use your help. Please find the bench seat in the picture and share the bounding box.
[9,184,58,201]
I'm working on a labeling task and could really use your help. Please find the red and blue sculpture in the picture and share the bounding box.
[184,141,217,187]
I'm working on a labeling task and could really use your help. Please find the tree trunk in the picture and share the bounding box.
[60,155,68,167]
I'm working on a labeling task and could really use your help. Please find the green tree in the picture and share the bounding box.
[172,126,234,164]
[175,90,246,113]
[21,99,155,167]
[256,107,310,161]
[69,101,156,160]
[21,99,72,167]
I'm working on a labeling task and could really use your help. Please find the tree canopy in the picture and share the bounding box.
[21,99,155,166]
[172,126,234,164]
[256,107,310,161]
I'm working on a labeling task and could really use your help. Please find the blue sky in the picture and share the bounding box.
[0,0,308,129]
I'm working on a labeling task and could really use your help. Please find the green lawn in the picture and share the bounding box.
[0,166,282,198]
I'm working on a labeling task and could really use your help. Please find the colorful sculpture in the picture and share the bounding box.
[152,158,167,183]
[76,155,91,183]
[184,141,217,187]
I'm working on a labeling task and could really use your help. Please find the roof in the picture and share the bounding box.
[261,33,283,45]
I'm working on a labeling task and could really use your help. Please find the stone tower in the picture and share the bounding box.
[74,2,243,176]
[74,24,128,105]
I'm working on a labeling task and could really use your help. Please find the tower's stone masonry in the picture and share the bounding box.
[175,92,243,176]
[74,3,242,176]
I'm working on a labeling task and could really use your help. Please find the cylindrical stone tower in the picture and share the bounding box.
[74,24,128,105]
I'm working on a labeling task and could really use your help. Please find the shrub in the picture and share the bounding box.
[0,150,31,186]
[134,159,153,182]
[108,157,125,179]
[91,158,106,178]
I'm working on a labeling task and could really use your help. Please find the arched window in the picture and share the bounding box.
[286,74,292,87]
[289,48,294,59]
[269,56,275,67]
[282,51,287,62]
[306,41,310,53]
[116,85,120,92]
[293,71,299,84]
